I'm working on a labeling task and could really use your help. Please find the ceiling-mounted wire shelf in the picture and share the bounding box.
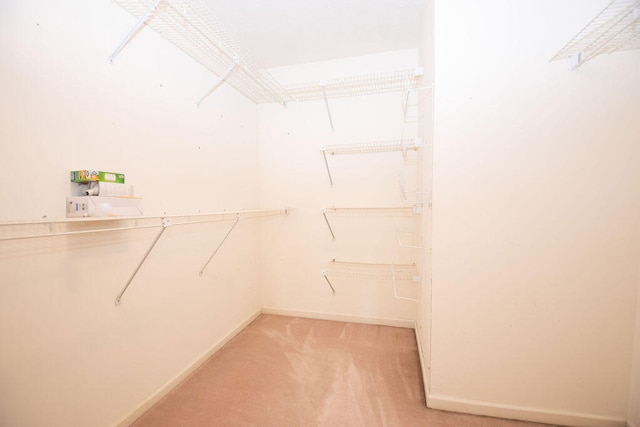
[321,260,419,301]
[551,0,640,69]
[111,0,293,104]
[285,68,423,102]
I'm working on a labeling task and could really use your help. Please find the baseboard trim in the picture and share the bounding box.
[261,307,414,328]
[414,321,430,407]
[427,393,627,427]
[114,308,262,427]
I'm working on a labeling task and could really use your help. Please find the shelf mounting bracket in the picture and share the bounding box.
[321,209,336,240]
[115,218,171,306]
[196,56,239,107]
[321,147,334,186]
[199,214,240,276]
[320,81,335,132]
[321,270,336,294]
[109,0,162,63]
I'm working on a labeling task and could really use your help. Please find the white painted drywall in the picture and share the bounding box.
[0,1,262,426]
[416,0,435,400]
[430,0,640,425]
[257,50,422,324]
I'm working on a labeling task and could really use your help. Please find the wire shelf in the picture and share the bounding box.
[322,139,423,156]
[112,0,293,104]
[286,68,423,102]
[0,208,290,242]
[323,206,417,216]
[551,0,640,67]
[322,260,419,282]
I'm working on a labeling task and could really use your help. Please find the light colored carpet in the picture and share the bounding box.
[132,315,555,426]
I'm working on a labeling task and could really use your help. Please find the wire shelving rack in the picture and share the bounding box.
[551,0,640,68]
[111,0,293,104]
[321,260,419,301]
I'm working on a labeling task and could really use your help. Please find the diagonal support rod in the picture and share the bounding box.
[321,148,334,186]
[109,0,162,63]
[320,81,335,132]
[196,58,239,107]
[199,214,240,276]
[115,218,171,306]
[321,209,335,240]
[321,270,336,294]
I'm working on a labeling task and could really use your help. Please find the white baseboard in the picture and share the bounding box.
[261,307,415,328]
[427,393,627,427]
[413,321,430,407]
[114,308,262,427]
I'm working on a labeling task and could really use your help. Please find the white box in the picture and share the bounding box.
[66,196,143,218]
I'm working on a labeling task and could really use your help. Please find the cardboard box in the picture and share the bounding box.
[66,196,143,218]
[70,170,125,184]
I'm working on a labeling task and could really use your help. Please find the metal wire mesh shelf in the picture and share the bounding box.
[112,0,293,104]
[321,138,423,155]
[285,68,423,102]
[321,139,426,185]
[551,0,640,68]
[321,206,419,240]
[321,260,419,301]
[0,208,290,305]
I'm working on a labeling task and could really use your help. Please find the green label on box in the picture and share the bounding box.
[70,170,125,183]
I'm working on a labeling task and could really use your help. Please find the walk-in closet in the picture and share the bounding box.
[1,1,639,426]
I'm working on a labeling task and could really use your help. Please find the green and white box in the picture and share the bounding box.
[70,170,125,184]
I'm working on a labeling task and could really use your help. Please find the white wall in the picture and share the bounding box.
[429,1,640,426]
[258,50,422,326]
[629,265,640,427]
[416,0,434,399]
[0,1,262,426]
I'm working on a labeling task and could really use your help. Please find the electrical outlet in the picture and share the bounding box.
[67,197,88,217]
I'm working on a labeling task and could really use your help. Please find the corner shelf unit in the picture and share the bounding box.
[321,260,419,302]
[0,208,290,305]
[551,0,640,68]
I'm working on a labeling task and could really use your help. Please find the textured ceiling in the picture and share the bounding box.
[200,0,426,68]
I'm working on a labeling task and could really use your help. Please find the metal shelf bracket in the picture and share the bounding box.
[196,56,239,107]
[109,0,162,63]
[321,269,336,294]
[199,214,240,276]
[115,217,171,306]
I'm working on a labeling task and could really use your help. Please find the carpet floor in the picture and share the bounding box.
[132,314,556,426]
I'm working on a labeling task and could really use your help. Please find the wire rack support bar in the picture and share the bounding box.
[321,148,334,186]
[320,81,335,132]
[115,218,171,306]
[109,0,161,63]
[196,58,238,107]
[199,214,240,276]
[321,209,336,240]
[321,270,336,294]
[391,264,418,302]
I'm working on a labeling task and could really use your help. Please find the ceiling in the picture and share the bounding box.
[200,0,427,68]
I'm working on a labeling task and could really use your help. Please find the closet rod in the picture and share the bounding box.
[0,208,289,242]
